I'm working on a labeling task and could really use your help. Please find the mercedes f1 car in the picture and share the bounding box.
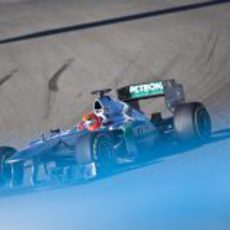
[0,79,211,188]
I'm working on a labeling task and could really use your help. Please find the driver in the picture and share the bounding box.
[77,113,102,132]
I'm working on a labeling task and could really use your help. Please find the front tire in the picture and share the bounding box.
[0,147,24,188]
[76,133,116,179]
[93,133,116,176]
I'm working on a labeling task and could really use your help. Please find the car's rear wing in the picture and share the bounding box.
[117,79,185,112]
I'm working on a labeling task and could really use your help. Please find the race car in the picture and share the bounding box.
[0,79,211,188]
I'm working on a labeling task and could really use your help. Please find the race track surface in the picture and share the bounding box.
[0,0,229,229]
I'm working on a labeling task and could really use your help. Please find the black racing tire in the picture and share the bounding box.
[92,133,116,176]
[174,102,211,142]
[0,147,24,187]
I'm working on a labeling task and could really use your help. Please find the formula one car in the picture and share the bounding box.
[0,79,211,188]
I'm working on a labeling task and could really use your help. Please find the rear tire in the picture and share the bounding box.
[174,102,211,142]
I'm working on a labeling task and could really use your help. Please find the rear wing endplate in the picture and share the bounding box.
[117,79,185,112]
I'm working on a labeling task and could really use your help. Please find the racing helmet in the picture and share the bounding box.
[82,113,102,131]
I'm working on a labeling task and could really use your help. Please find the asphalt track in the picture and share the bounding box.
[0,0,230,229]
